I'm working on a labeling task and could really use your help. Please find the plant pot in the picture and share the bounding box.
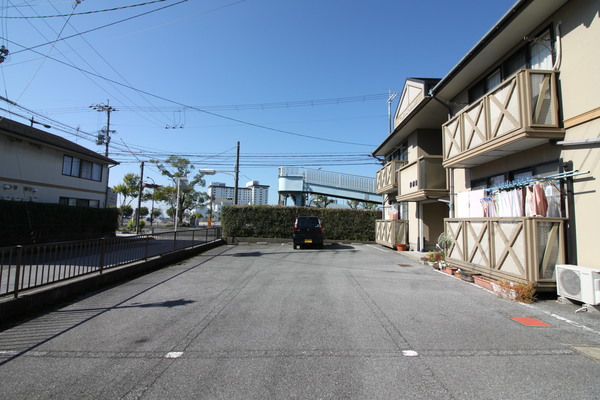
[396,243,408,251]
[441,267,458,275]
[473,275,497,291]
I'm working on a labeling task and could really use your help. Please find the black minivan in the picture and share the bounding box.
[292,216,324,249]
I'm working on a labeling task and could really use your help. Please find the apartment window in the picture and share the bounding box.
[62,155,103,182]
[80,161,92,180]
[470,161,559,189]
[386,142,408,163]
[466,27,554,104]
[529,30,553,70]
[59,197,100,208]
[92,164,102,181]
[63,155,73,175]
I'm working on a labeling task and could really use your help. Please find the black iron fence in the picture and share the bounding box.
[0,227,222,298]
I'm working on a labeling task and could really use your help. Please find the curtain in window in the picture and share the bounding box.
[529,31,552,70]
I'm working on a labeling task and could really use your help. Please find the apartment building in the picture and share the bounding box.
[208,181,269,206]
[0,117,117,207]
[374,0,599,289]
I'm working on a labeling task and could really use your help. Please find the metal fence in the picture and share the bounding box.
[0,227,222,298]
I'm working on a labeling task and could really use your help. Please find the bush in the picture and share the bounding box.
[221,205,380,241]
[127,218,146,231]
[0,200,118,246]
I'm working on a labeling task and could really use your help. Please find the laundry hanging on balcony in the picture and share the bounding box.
[480,181,559,218]
[454,170,588,218]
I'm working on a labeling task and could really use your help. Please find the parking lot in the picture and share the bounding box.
[1,243,599,399]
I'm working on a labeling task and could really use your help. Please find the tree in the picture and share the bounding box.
[360,202,379,210]
[112,173,140,207]
[312,195,335,208]
[138,206,149,218]
[347,200,360,209]
[121,204,133,218]
[152,156,207,224]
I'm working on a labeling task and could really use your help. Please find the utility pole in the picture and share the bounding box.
[233,141,240,205]
[90,100,116,157]
[136,162,144,234]
[90,100,117,208]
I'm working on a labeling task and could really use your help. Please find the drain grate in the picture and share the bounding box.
[397,264,413,268]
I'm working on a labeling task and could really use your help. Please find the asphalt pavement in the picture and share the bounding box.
[0,243,599,399]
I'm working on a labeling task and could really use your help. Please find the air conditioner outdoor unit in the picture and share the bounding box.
[556,264,600,305]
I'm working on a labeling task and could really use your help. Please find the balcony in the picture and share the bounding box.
[396,156,448,202]
[375,160,405,194]
[375,219,408,248]
[444,217,565,290]
[442,70,564,168]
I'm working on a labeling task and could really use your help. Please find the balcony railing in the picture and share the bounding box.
[376,160,405,194]
[444,217,565,289]
[375,219,408,248]
[442,69,564,168]
[396,156,448,202]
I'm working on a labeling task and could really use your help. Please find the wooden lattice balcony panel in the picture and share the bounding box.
[375,219,408,248]
[442,70,564,168]
[444,217,565,290]
[375,160,406,195]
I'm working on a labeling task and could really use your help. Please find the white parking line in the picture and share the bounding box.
[521,303,600,336]
[165,351,184,359]
[366,244,391,253]
[402,350,419,357]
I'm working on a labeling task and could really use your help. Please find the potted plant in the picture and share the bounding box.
[396,243,408,251]
[437,232,453,255]
[427,250,445,268]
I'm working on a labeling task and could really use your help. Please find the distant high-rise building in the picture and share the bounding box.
[208,181,269,206]
[205,181,269,221]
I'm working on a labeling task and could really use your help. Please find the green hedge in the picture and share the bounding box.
[0,201,119,246]
[221,205,380,241]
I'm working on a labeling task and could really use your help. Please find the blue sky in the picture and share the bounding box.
[1,0,515,207]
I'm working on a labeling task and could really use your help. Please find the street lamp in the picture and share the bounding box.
[145,176,160,234]
[174,177,188,232]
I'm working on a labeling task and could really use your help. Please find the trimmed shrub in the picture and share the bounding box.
[221,205,380,241]
[0,200,118,246]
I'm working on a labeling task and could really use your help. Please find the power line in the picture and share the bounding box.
[1,36,376,147]
[8,0,192,56]
[1,0,170,19]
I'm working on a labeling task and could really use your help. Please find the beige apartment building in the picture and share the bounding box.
[0,118,117,207]
[374,0,599,290]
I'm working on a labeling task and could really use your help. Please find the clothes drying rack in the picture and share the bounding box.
[485,170,589,194]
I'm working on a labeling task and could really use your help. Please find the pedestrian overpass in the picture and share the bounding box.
[278,166,382,206]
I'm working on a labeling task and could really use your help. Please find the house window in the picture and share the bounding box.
[92,164,102,181]
[59,197,100,208]
[63,155,73,175]
[386,142,408,163]
[470,161,559,189]
[466,27,554,105]
[529,30,553,70]
[62,155,103,181]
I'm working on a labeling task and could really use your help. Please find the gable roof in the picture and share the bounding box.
[0,117,118,165]
[432,0,569,100]
[372,78,447,157]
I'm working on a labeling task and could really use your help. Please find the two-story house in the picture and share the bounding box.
[373,78,450,251]
[0,117,117,207]
[374,0,599,290]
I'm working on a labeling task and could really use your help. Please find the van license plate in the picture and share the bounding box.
[304,239,312,244]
